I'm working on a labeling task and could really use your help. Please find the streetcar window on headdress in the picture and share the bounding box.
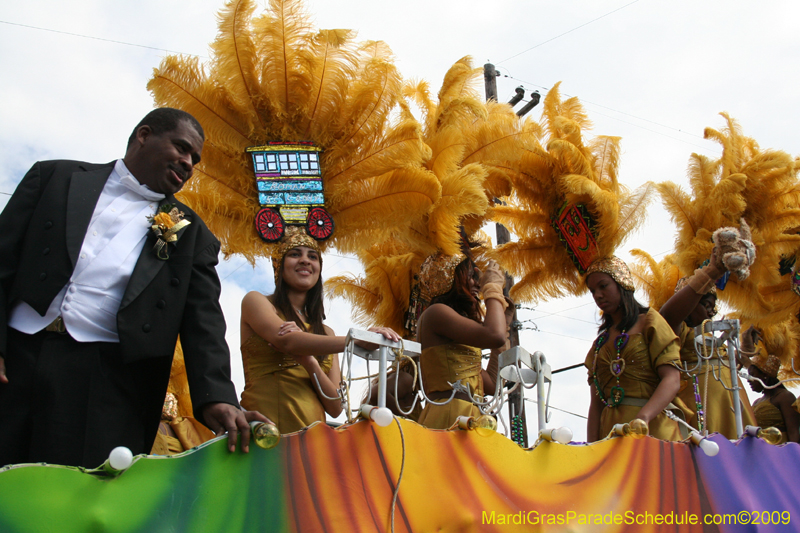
[247,142,334,242]
[552,202,599,274]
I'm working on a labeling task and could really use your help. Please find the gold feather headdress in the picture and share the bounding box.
[491,82,653,302]
[735,317,800,386]
[147,0,441,264]
[628,251,683,311]
[654,113,800,323]
[325,57,534,334]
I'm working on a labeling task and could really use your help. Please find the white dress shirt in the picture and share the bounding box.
[9,159,166,342]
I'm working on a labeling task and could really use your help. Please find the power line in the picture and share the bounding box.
[2,17,719,160]
[529,313,597,326]
[0,20,206,58]
[552,362,585,374]
[220,257,252,282]
[497,0,643,64]
[530,328,594,343]
[519,300,594,320]
[525,398,587,420]
[501,74,720,154]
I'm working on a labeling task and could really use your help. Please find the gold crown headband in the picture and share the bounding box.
[272,226,322,280]
[585,256,635,292]
[751,351,781,379]
[418,252,466,301]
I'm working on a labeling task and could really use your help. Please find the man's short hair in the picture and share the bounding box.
[127,108,205,147]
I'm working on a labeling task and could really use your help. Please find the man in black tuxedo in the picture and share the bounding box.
[0,108,266,468]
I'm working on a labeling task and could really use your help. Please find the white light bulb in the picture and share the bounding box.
[108,446,133,471]
[370,407,394,427]
[552,426,573,444]
[698,438,719,457]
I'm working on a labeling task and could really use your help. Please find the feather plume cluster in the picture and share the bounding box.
[735,317,800,387]
[325,58,533,333]
[656,113,800,323]
[147,0,439,263]
[628,250,682,310]
[492,83,652,302]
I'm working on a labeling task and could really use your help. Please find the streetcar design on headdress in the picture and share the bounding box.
[247,142,334,242]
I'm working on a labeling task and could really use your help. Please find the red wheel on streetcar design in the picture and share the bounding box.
[307,207,334,240]
[255,208,285,242]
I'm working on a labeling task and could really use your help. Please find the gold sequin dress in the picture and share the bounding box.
[418,344,483,429]
[240,332,334,435]
[584,308,683,441]
[675,323,755,438]
[753,399,789,444]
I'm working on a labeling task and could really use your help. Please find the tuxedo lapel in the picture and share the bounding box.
[120,230,165,310]
[119,197,181,309]
[66,164,113,266]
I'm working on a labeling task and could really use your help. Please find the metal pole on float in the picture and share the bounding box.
[534,351,547,432]
[377,345,388,409]
[727,320,744,438]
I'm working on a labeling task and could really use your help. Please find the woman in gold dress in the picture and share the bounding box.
[740,330,800,444]
[239,227,399,434]
[658,255,756,438]
[584,257,683,442]
[415,253,508,429]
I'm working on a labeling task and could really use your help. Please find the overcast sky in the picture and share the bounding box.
[2,0,798,442]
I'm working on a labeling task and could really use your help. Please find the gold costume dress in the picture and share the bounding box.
[753,399,789,444]
[584,308,683,441]
[418,344,483,429]
[240,333,334,435]
[675,323,755,438]
[150,343,216,456]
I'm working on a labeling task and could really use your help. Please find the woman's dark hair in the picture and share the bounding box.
[431,258,482,322]
[269,253,326,335]
[598,283,648,333]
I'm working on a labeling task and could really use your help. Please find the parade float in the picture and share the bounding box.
[1,323,799,532]
[2,1,800,531]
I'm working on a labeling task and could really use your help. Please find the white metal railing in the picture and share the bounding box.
[346,328,421,409]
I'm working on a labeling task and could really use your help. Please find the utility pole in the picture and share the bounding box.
[484,62,527,446]
[484,63,499,101]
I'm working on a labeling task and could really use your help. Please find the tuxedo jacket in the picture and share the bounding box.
[0,160,239,421]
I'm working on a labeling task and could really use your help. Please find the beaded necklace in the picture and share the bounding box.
[692,374,705,432]
[592,330,630,408]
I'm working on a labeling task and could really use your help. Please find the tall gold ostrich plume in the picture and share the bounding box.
[628,251,682,311]
[656,113,800,322]
[491,82,652,302]
[325,58,534,334]
[146,0,440,263]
